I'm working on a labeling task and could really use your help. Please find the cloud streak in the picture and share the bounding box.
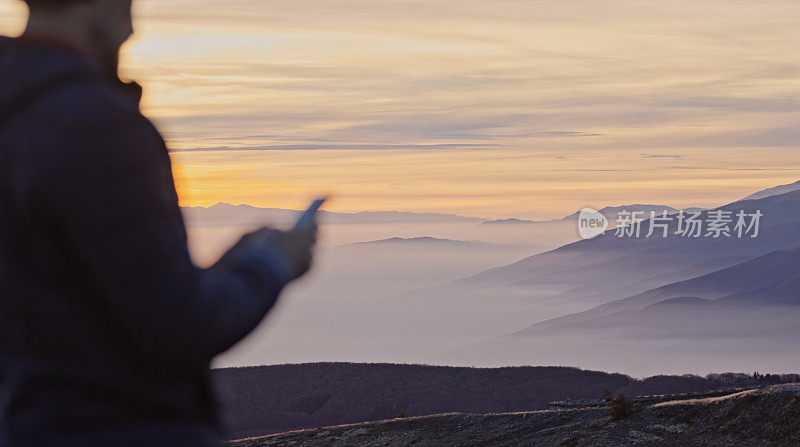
[3,0,800,217]
[169,143,500,152]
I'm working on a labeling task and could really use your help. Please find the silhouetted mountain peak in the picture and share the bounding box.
[342,237,534,250]
[743,179,800,201]
[480,218,541,225]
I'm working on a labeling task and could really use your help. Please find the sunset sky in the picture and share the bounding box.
[3,0,800,219]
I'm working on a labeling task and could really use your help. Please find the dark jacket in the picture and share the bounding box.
[0,37,290,446]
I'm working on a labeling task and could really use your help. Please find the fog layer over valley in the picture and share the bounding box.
[186,182,800,375]
[186,206,563,366]
[438,188,800,375]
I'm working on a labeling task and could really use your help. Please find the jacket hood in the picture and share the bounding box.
[0,36,104,112]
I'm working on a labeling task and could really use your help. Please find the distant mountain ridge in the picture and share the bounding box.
[182,202,486,225]
[509,244,800,341]
[480,217,542,225]
[743,180,800,201]
[341,237,537,250]
[479,204,687,226]
[183,180,800,227]
[559,204,680,221]
[187,202,691,228]
[432,184,800,373]
[515,244,800,333]
[457,188,800,305]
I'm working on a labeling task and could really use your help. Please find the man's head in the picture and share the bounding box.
[23,0,134,76]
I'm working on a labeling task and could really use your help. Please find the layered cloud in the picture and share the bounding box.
[2,0,800,217]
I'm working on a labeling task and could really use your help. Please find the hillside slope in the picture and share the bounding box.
[513,244,800,335]
[455,188,800,307]
[229,384,800,447]
[743,180,800,201]
[212,363,778,439]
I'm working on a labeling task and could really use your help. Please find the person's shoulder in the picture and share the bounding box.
[25,78,166,173]
[28,78,165,164]
[39,78,153,134]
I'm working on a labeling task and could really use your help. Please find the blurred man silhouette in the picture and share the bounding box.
[0,1,316,445]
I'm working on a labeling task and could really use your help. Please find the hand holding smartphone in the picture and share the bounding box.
[293,198,327,230]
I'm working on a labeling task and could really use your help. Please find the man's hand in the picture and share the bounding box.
[263,226,317,280]
[225,225,317,283]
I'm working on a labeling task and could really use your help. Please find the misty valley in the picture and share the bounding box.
[183,181,800,377]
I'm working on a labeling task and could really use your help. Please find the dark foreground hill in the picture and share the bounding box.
[212,363,797,439]
[229,383,800,447]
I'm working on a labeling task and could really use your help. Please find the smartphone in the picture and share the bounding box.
[293,198,327,230]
